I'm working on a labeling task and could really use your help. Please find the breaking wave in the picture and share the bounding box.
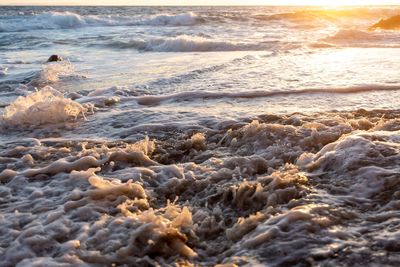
[104,35,270,52]
[1,8,399,33]
[0,12,118,32]
[144,12,203,26]
[322,29,400,48]
[0,11,203,32]
[255,11,319,22]
[370,14,400,30]
[254,8,392,23]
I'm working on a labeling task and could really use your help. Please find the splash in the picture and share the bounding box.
[28,61,86,87]
[1,86,87,127]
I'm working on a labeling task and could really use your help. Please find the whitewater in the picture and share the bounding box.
[1,5,400,267]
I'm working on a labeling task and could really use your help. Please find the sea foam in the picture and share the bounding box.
[2,109,400,266]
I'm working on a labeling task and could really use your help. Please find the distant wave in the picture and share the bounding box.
[0,12,116,32]
[321,29,400,48]
[103,35,270,52]
[132,84,400,106]
[254,8,383,22]
[254,11,317,22]
[325,29,380,42]
[0,11,204,32]
[308,42,337,48]
[1,8,398,33]
[252,8,398,30]
[144,12,203,26]
[370,14,400,30]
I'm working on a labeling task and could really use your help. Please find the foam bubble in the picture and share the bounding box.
[299,130,400,199]
[2,110,400,265]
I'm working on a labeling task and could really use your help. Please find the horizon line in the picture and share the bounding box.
[1,4,400,6]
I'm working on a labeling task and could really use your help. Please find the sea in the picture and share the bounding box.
[1,5,400,266]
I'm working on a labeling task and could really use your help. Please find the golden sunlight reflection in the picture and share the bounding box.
[278,0,398,6]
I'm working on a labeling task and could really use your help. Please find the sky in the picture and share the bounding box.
[1,0,400,5]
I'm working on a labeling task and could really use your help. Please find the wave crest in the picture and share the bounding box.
[133,84,400,106]
[144,12,203,26]
[0,11,204,32]
[0,11,117,32]
[370,14,400,30]
[105,35,268,52]
[321,29,400,48]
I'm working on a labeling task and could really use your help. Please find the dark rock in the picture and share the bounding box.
[47,55,63,63]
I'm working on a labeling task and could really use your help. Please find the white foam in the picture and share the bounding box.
[1,86,87,127]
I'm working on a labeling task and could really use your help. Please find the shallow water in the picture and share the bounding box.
[1,5,400,267]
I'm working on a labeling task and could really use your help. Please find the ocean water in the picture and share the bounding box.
[1,5,400,266]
